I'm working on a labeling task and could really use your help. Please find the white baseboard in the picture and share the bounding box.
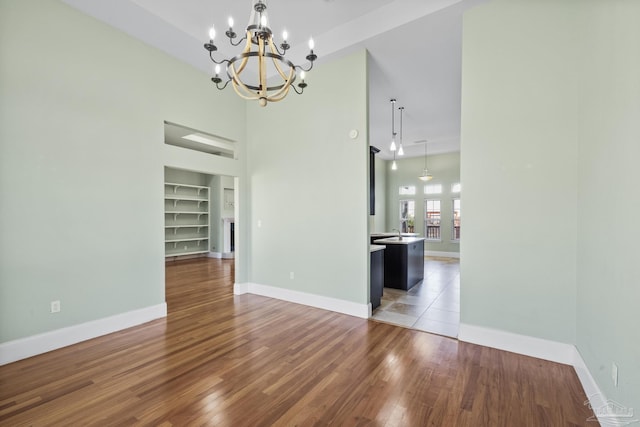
[0,303,167,366]
[234,282,249,294]
[235,282,370,319]
[425,250,460,258]
[208,252,234,259]
[458,323,625,426]
[458,323,575,364]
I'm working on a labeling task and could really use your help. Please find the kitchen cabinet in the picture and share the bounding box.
[370,245,385,309]
[372,237,425,291]
[369,146,379,215]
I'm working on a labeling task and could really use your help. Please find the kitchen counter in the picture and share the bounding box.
[370,232,418,244]
[370,244,386,252]
[372,236,425,245]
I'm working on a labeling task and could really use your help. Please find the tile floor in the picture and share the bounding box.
[371,256,460,338]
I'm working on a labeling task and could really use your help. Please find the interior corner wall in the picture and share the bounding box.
[0,0,245,343]
[575,0,640,413]
[245,50,370,305]
[460,0,579,343]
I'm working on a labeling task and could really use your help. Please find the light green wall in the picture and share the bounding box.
[370,155,387,233]
[576,0,640,412]
[385,152,461,253]
[0,0,245,343]
[462,0,640,411]
[460,0,578,343]
[246,50,370,304]
[165,167,209,187]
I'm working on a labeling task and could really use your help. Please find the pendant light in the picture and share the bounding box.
[389,99,397,152]
[418,142,433,181]
[397,106,405,156]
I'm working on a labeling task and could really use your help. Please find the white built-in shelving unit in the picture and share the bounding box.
[164,182,210,258]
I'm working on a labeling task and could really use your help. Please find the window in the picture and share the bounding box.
[452,198,461,241]
[424,184,442,195]
[399,200,415,233]
[451,183,461,193]
[424,199,441,240]
[399,185,416,195]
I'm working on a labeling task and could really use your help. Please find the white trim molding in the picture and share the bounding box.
[425,250,460,259]
[208,252,234,259]
[234,282,249,295]
[236,282,370,319]
[0,303,167,366]
[458,323,575,364]
[458,323,626,427]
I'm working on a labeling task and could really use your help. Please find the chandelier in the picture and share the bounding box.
[204,0,317,107]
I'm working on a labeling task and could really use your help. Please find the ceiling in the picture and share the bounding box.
[62,0,485,159]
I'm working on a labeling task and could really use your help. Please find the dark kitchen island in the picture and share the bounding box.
[371,236,425,291]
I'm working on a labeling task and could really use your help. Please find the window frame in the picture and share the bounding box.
[451,198,461,243]
[399,199,416,234]
[424,199,442,241]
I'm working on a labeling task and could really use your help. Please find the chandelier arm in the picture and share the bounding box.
[296,62,315,73]
[228,35,247,47]
[292,85,304,95]
[209,51,228,65]
[215,78,232,91]
[271,42,286,56]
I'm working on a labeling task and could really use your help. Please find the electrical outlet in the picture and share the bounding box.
[289,272,294,280]
[50,300,61,313]
[612,362,619,387]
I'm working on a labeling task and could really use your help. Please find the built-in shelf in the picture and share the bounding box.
[165,237,208,243]
[164,182,210,258]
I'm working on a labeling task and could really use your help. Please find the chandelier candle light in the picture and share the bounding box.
[204,0,318,107]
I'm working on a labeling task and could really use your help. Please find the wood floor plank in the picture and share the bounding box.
[0,258,597,426]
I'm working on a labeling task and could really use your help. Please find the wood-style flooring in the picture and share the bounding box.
[0,258,596,426]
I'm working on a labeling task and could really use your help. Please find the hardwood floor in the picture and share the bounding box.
[0,258,596,426]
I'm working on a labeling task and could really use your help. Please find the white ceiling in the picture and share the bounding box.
[62,0,485,159]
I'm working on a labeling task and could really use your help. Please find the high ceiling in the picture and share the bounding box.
[62,0,484,159]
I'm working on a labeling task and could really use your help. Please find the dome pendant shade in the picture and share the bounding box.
[418,142,433,181]
[419,169,433,181]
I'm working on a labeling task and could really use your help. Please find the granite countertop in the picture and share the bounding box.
[372,236,425,245]
[370,244,386,252]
